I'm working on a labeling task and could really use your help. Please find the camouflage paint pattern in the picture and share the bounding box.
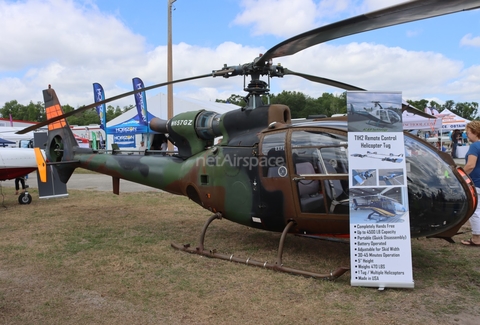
[42,87,476,240]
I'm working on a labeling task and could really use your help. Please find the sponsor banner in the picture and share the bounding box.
[132,77,148,126]
[113,134,135,148]
[347,91,414,289]
[93,83,107,130]
[112,125,146,134]
[91,132,97,150]
[442,123,467,129]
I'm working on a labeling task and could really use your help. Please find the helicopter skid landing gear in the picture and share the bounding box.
[171,214,350,280]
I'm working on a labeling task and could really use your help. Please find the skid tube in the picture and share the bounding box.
[171,213,350,280]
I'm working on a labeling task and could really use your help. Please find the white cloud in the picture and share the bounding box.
[0,0,146,106]
[271,42,468,103]
[406,29,421,38]
[0,0,478,113]
[460,34,480,47]
[0,0,144,70]
[233,0,319,38]
[362,0,410,11]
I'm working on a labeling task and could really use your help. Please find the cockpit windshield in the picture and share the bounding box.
[404,134,468,236]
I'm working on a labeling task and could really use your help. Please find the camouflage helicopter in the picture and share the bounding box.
[21,0,479,279]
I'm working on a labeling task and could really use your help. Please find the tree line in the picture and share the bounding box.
[1,91,479,125]
[217,91,480,121]
[0,100,133,126]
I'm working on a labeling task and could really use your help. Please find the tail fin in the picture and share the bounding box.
[43,86,79,182]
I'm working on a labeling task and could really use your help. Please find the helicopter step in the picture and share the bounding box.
[171,214,350,280]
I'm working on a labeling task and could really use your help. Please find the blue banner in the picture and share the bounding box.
[93,83,107,130]
[106,113,155,135]
[132,77,148,126]
[113,134,135,148]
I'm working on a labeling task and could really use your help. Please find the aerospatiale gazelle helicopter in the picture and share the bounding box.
[20,0,480,279]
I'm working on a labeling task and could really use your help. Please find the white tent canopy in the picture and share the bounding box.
[402,111,442,130]
[436,108,471,130]
[0,127,38,148]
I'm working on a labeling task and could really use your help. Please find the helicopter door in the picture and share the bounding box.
[290,130,349,216]
[258,131,295,228]
[316,147,350,213]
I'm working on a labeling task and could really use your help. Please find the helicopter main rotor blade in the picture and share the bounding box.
[17,73,212,134]
[282,68,435,118]
[282,68,365,91]
[259,0,480,65]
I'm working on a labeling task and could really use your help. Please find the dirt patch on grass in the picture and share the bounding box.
[1,188,479,324]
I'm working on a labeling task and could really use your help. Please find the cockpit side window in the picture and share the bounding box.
[291,130,349,214]
[291,131,348,173]
[261,132,286,178]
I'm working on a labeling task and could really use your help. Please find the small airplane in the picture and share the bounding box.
[19,0,480,279]
[351,188,407,222]
[0,147,45,204]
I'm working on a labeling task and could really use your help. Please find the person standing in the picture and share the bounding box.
[14,176,26,195]
[462,121,480,246]
[138,141,146,154]
[450,130,461,158]
[159,139,168,156]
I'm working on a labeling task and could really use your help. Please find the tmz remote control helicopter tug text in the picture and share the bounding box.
[21,0,479,279]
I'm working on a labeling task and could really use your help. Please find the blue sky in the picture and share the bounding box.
[1,0,479,111]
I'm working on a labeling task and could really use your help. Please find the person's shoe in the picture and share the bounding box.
[15,191,18,195]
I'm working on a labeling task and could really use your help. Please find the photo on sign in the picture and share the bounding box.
[347,92,403,132]
[350,151,404,165]
[352,169,377,186]
[349,187,408,224]
[378,169,405,186]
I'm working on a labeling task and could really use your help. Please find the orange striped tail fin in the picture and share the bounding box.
[44,86,68,131]
[42,86,79,183]
[45,102,68,132]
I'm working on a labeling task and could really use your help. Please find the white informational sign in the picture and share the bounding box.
[347,91,414,289]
